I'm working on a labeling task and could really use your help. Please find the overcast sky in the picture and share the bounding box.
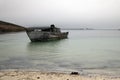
[0,0,120,28]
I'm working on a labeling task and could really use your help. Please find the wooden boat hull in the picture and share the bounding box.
[26,31,68,42]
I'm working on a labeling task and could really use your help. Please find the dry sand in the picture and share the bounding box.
[0,70,120,80]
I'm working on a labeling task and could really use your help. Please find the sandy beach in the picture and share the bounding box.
[0,70,120,80]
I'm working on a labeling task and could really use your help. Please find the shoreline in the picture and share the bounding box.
[0,31,25,34]
[0,70,120,80]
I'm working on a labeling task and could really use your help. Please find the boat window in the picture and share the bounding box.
[34,29,41,32]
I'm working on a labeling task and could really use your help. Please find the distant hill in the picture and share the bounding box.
[0,21,25,33]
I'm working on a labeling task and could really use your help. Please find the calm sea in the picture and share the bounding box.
[0,30,120,74]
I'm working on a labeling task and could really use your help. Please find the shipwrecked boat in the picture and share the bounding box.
[25,24,68,42]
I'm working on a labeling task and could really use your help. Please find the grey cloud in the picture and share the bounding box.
[0,0,120,28]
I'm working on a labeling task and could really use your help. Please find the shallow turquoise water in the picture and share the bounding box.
[0,30,120,74]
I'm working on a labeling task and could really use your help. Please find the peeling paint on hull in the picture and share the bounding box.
[26,31,68,42]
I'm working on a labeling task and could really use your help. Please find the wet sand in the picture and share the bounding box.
[0,70,120,80]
